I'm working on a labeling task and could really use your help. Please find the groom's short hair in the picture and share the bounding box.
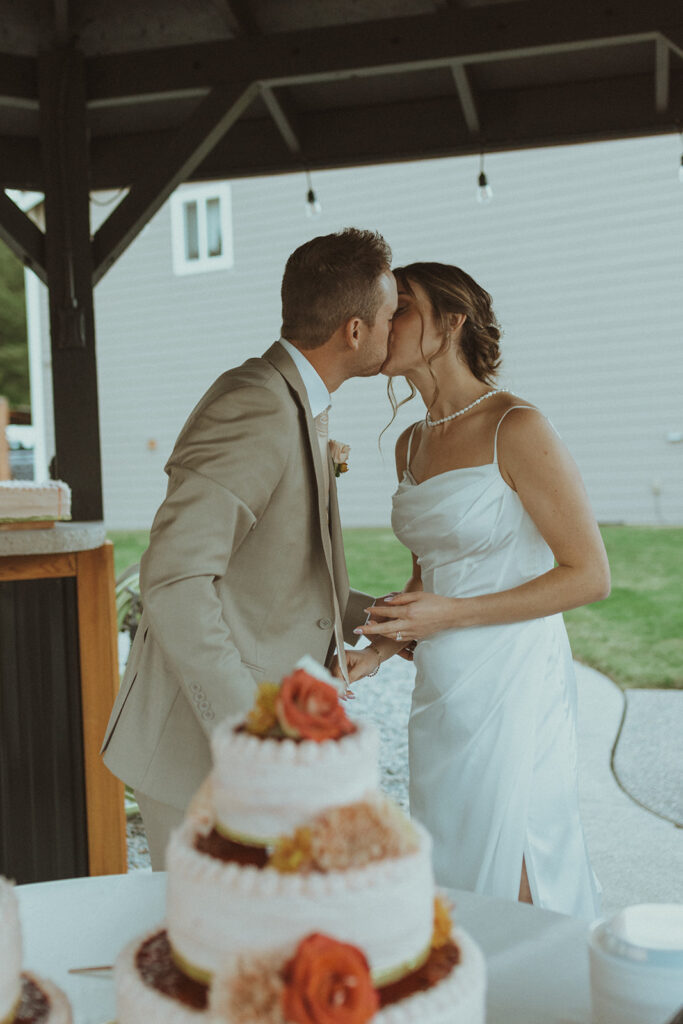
[281,228,392,349]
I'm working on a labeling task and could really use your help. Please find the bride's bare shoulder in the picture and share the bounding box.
[395,420,423,474]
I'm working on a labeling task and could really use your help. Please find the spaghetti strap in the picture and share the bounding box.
[493,405,538,463]
[405,422,421,474]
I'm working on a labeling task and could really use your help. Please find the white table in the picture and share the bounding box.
[16,873,592,1024]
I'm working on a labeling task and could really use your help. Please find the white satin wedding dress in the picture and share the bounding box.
[392,408,601,918]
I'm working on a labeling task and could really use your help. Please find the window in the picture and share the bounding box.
[170,183,234,275]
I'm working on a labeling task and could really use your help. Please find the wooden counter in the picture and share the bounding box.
[0,524,127,879]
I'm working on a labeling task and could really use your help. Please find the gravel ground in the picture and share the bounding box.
[126,653,415,871]
[612,688,683,826]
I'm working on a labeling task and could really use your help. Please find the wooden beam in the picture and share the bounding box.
[655,36,670,111]
[91,80,258,284]
[86,2,683,102]
[0,137,43,191]
[259,85,303,155]
[88,71,683,188]
[0,52,37,107]
[451,63,480,136]
[39,46,104,521]
[0,190,47,283]
[223,0,261,36]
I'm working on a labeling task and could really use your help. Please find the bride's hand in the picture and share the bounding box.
[330,645,382,683]
[354,591,457,643]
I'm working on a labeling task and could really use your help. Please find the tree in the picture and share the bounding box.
[0,240,29,410]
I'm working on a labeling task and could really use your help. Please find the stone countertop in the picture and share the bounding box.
[0,521,107,557]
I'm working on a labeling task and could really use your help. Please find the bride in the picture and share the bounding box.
[345,262,609,918]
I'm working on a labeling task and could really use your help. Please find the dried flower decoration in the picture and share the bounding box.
[245,682,280,737]
[269,827,315,874]
[432,894,454,950]
[244,672,356,743]
[209,951,285,1024]
[281,934,379,1024]
[269,798,419,874]
[277,670,356,742]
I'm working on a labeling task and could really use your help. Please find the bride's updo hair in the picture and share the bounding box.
[383,262,502,436]
[394,262,501,382]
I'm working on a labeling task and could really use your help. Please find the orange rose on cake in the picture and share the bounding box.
[281,934,379,1024]
[276,670,356,742]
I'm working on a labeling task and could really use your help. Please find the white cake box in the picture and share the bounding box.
[589,904,683,1024]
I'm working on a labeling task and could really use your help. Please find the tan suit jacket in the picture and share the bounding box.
[101,342,368,810]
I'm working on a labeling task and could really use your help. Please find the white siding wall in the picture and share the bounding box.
[36,133,683,529]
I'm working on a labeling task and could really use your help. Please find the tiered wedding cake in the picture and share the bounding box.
[115,661,486,1023]
[0,877,72,1024]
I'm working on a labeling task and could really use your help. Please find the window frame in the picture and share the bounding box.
[170,182,234,276]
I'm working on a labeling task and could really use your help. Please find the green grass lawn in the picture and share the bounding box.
[108,525,683,691]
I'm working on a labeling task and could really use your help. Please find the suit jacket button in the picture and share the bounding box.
[317,617,332,629]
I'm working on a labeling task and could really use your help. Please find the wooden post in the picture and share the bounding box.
[0,398,9,480]
[38,46,104,521]
[75,542,127,875]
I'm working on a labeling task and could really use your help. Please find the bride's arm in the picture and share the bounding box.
[355,409,610,642]
[333,426,423,680]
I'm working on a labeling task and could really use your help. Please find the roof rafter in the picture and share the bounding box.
[450,62,481,137]
[91,80,258,284]
[86,2,683,102]
[80,71,682,190]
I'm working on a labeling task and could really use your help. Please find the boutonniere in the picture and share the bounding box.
[329,440,350,477]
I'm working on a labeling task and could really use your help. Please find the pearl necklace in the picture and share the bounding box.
[425,389,508,427]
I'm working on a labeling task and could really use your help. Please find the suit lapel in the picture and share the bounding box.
[263,343,341,594]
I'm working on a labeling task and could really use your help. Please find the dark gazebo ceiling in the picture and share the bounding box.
[1,0,681,193]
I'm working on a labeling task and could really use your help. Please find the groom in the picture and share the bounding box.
[101,227,397,866]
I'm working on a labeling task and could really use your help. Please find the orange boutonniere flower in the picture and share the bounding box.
[276,670,356,742]
[281,934,379,1024]
[329,440,350,477]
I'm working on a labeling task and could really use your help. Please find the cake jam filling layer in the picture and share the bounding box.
[11,976,50,1024]
[194,829,268,868]
[136,931,208,1011]
[136,929,459,1013]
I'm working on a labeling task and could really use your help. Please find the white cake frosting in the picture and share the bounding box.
[166,818,434,986]
[0,877,73,1024]
[115,925,485,1024]
[0,480,71,522]
[23,972,73,1024]
[0,878,22,1022]
[115,935,206,1024]
[209,717,380,844]
[114,660,486,1023]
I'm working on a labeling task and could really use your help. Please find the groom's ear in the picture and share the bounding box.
[342,316,363,350]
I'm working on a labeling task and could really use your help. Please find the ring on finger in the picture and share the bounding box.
[396,631,403,642]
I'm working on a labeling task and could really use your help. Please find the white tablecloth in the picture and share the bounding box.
[16,873,592,1024]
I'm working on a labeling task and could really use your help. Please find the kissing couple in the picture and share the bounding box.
[102,227,609,921]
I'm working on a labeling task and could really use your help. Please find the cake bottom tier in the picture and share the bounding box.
[10,973,72,1024]
[114,925,486,1024]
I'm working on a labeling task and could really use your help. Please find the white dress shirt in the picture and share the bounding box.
[278,337,331,418]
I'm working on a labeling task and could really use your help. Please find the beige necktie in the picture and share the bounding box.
[314,407,331,507]
[314,407,350,690]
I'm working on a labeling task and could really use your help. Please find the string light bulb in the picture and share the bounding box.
[305,170,322,217]
[477,152,493,204]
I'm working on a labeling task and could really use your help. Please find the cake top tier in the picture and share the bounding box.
[206,659,380,846]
